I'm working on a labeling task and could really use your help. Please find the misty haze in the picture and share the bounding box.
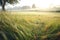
[0,0,60,40]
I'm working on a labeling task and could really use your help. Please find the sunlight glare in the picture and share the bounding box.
[17,0,60,9]
[3,0,60,9]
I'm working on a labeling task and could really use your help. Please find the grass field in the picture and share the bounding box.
[0,11,60,40]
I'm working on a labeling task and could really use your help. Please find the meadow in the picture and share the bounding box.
[0,11,60,40]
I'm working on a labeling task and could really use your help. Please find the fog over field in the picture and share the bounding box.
[0,0,60,11]
[0,0,60,40]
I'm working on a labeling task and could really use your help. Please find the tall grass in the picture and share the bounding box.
[0,11,60,40]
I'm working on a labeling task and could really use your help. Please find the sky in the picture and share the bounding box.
[15,0,60,8]
[0,0,60,9]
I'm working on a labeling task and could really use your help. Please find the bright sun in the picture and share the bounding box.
[34,0,51,9]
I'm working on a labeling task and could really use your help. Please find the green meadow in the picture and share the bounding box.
[0,11,60,40]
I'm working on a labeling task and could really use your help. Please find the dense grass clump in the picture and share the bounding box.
[0,11,60,40]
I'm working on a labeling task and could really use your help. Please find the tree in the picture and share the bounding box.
[0,0,19,11]
[21,6,30,9]
[32,4,36,8]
